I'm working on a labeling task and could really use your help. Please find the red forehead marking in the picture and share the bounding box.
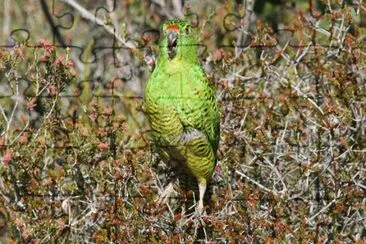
[167,24,179,30]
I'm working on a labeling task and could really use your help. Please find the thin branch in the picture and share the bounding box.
[40,0,67,47]
[152,0,173,19]
[9,120,29,145]
[235,0,255,57]
[235,170,279,197]
[0,105,8,124]
[172,0,184,18]
[4,80,20,143]
[2,0,10,42]
[306,198,337,224]
[60,0,136,49]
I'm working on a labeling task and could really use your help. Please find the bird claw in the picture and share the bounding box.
[197,201,205,215]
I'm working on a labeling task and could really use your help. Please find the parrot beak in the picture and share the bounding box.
[167,30,178,59]
[167,30,178,48]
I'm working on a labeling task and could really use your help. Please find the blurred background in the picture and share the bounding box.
[0,0,365,242]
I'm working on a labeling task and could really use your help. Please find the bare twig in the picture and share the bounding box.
[3,80,20,143]
[306,198,337,224]
[235,0,255,57]
[2,0,10,42]
[151,0,173,19]
[235,170,279,197]
[172,0,184,18]
[60,0,136,49]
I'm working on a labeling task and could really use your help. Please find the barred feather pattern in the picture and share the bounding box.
[145,19,219,211]
[145,67,219,182]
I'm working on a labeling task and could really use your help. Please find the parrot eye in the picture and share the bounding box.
[184,26,190,35]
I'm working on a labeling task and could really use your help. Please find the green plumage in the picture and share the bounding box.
[145,19,219,211]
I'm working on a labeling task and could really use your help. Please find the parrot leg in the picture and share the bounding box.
[157,181,175,204]
[198,180,207,214]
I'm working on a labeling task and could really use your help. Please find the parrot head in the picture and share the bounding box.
[161,19,197,61]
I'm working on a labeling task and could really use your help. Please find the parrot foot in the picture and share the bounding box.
[197,181,207,215]
[197,199,204,215]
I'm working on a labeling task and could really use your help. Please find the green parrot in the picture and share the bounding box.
[145,19,220,213]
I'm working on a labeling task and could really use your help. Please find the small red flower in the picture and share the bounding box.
[27,98,36,111]
[39,55,49,62]
[14,48,24,59]
[103,107,113,116]
[98,143,109,151]
[47,86,58,95]
[70,69,77,77]
[66,59,73,68]
[212,49,224,61]
[55,56,64,66]
[38,39,54,53]
[2,151,13,166]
